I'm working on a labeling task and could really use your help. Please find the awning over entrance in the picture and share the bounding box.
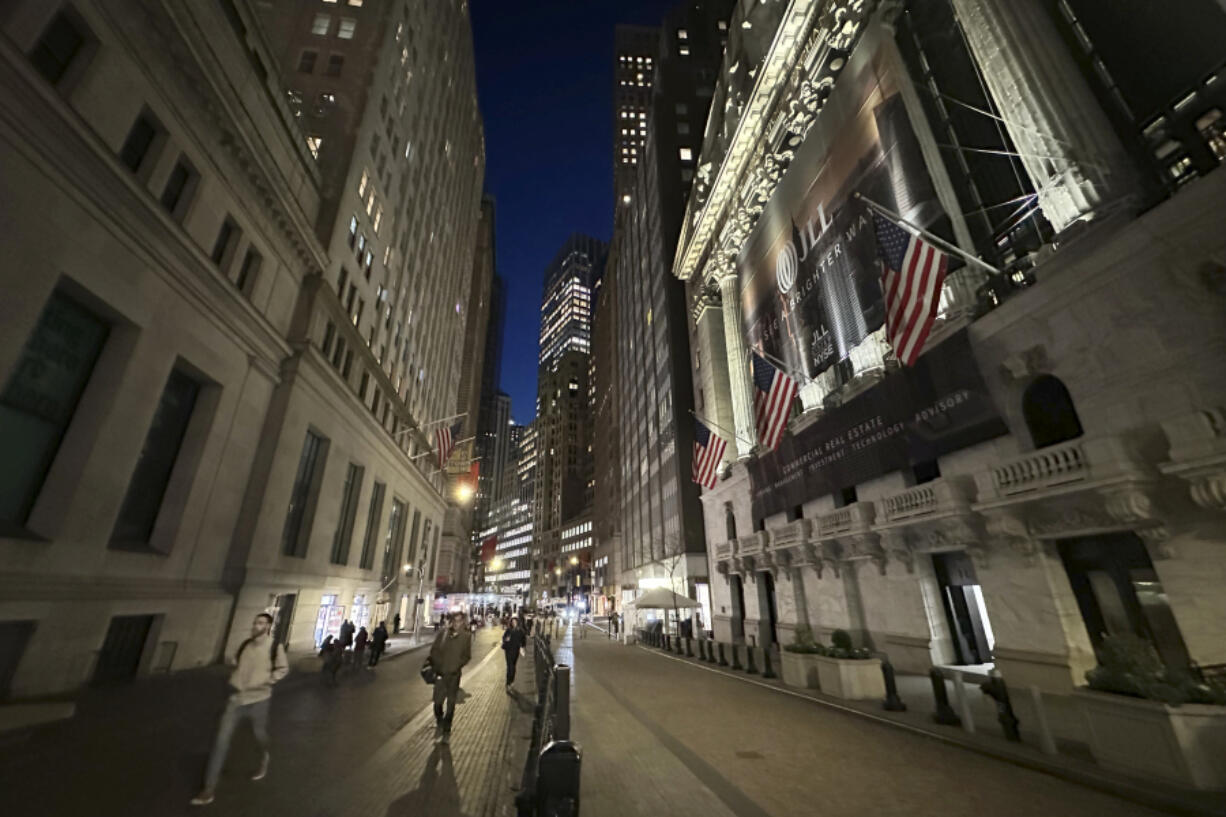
[633,587,701,610]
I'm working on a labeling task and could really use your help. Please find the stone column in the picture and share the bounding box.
[949,0,1138,232]
[717,272,756,458]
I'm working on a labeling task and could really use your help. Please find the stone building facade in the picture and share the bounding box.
[676,0,1226,758]
[0,0,484,699]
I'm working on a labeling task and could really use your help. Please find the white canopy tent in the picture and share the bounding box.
[633,587,700,610]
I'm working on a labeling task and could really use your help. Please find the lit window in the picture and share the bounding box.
[347,0,363,5]
[306,135,323,158]
[679,45,690,56]
[311,14,330,36]
[677,28,688,40]
[718,20,728,31]
[338,18,357,39]
[679,147,693,162]
[358,169,369,196]
[373,205,383,233]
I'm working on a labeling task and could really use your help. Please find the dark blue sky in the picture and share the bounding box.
[471,0,674,424]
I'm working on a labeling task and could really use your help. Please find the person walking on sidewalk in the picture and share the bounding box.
[338,620,355,665]
[426,612,472,744]
[368,621,389,667]
[353,626,368,669]
[501,617,526,693]
[191,613,289,806]
[319,636,342,686]
[393,612,401,634]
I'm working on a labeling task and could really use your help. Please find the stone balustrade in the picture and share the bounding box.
[989,440,1088,497]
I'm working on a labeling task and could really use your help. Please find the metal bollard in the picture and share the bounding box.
[980,670,1021,742]
[553,664,571,741]
[675,635,684,655]
[685,637,694,658]
[929,667,961,726]
[761,646,776,679]
[537,740,582,817]
[697,639,707,661]
[730,644,743,671]
[881,657,906,711]
[717,642,728,667]
[745,645,758,674]
[707,640,718,664]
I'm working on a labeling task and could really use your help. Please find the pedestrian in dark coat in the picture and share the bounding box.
[368,622,389,666]
[501,617,527,692]
[393,613,401,634]
[319,636,342,685]
[426,613,472,743]
[353,626,369,668]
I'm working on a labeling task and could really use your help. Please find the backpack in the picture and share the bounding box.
[236,637,282,672]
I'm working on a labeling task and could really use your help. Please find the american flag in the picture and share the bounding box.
[436,419,462,467]
[872,212,949,366]
[691,418,727,489]
[751,352,799,451]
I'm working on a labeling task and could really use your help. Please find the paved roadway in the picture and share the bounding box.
[0,626,526,817]
[564,628,1178,817]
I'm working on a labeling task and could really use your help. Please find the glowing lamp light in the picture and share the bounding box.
[489,557,504,572]
[569,555,579,566]
[455,481,475,503]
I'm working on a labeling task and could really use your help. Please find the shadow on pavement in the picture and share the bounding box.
[384,744,472,817]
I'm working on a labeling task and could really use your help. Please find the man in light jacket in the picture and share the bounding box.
[427,612,472,743]
[191,612,289,806]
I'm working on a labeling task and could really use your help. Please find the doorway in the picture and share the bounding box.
[93,614,155,684]
[932,552,995,665]
[730,574,746,641]
[1057,532,1191,668]
[271,593,295,648]
[757,571,779,645]
[0,620,35,700]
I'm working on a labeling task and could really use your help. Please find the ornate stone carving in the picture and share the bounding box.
[880,530,914,574]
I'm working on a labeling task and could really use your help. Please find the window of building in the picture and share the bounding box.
[912,459,941,485]
[382,498,407,578]
[373,204,383,234]
[718,20,728,31]
[297,50,317,73]
[330,463,364,565]
[109,367,201,549]
[348,0,363,6]
[1023,375,1083,448]
[311,13,331,36]
[281,430,328,557]
[325,53,344,77]
[679,147,693,162]
[837,485,858,507]
[305,135,322,158]
[119,111,161,174]
[210,218,239,268]
[679,45,690,56]
[338,18,357,39]
[29,10,88,86]
[677,28,688,40]
[677,121,690,135]
[235,247,262,295]
[337,266,349,295]
[0,291,109,528]
[322,321,336,357]
[358,371,369,400]
[356,232,366,255]
[159,156,197,217]
[358,481,385,569]
[348,215,358,248]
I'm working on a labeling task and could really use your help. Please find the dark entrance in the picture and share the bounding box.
[932,552,994,665]
[758,571,779,645]
[1058,532,1191,668]
[93,614,155,684]
[272,593,296,649]
[730,574,746,641]
[0,620,36,700]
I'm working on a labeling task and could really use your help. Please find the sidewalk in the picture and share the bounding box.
[0,625,538,817]
[618,638,1225,817]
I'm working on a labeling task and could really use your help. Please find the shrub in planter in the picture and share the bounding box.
[781,626,823,689]
[1077,634,1226,790]
[812,630,883,700]
[782,625,823,655]
[822,629,873,661]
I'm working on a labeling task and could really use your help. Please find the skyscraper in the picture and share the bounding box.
[533,234,606,600]
[614,25,660,208]
[613,1,731,620]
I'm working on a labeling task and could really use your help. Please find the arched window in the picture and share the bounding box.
[1023,375,1083,448]
[724,502,737,541]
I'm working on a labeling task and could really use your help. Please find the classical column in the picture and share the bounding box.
[717,271,756,458]
[949,0,1139,232]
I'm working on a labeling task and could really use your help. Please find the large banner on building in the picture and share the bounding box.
[738,35,953,378]
[746,330,1006,521]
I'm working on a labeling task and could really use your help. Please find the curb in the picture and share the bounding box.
[635,644,1226,817]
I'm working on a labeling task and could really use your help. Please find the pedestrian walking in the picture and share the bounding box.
[191,613,289,806]
[393,613,401,634]
[353,626,368,669]
[501,617,526,693]
[425,612,472,744]
[319,636,342,685]
[368,621,389,667]
[338,620,354,665]
[611,613,619,638]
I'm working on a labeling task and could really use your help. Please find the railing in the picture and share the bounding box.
[517,634,580,817]
[714,540,735,560]
[817,507,853,538]
[881,483,938,521]
[991,441,1087,496]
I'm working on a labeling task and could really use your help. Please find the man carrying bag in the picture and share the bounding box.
[423,612,471,743]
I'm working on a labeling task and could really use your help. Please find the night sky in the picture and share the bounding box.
[471,0,675,425]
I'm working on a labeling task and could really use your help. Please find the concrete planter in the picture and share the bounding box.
[780,650,821,689]
[1075,689,1226,790]
[814,655,885,700]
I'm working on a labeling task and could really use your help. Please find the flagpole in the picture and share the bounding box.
[854,192,1002,275]
[688,409,753,449]
[750,346,807,384]
[411,435,477,462]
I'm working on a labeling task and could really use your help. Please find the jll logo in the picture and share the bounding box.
[775,202,833,294]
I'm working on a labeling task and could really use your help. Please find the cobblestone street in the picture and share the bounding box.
[564,628,1194,817]
[0,627,530,817]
